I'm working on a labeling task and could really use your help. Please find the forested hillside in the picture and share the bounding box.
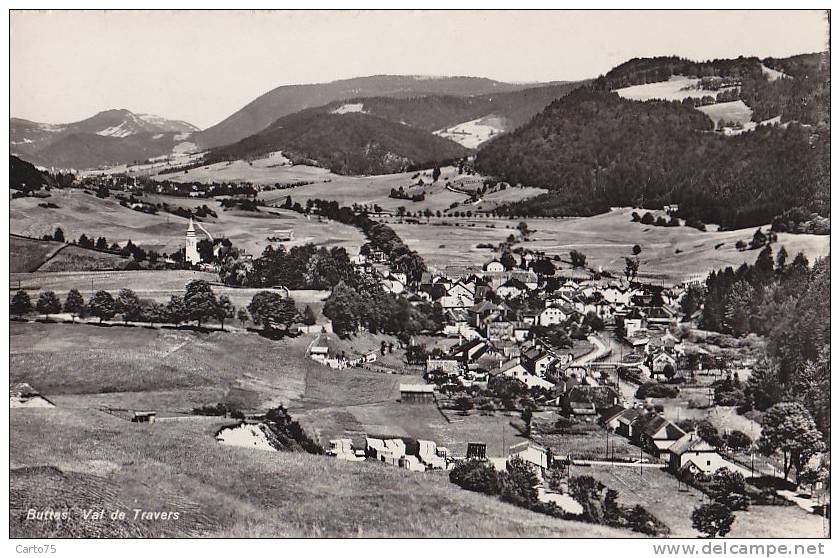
[476,55,829,229]
[10,155,57,192]
[206,110,470,175]
[336,82,583,133]
[697,247,829,440]
[598,53,828,125]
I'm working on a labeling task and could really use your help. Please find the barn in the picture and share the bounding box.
[399,384,436,404]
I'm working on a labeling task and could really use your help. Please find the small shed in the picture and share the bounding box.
[131,410,157,423]
[466,442,487,460]
[399,384,436,404]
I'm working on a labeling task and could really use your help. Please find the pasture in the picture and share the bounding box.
[10,188,365,258]
[10,408,628,538]
[434,114,507,148]
[613,76,738,102]
[580,463,824,538]
[697,100,754,127]
[388,208,830,283]
[9,320,637,537]
[10,235,65,273]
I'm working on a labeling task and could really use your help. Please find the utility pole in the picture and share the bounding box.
[640,446,643,477]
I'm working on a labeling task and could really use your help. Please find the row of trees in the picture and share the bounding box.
[281,196,428,283]
[10,280,306,335]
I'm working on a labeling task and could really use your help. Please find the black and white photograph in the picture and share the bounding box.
[5,7,832,546]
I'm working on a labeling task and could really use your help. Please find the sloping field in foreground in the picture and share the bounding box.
[10,408,630,537]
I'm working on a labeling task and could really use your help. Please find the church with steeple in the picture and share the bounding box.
[185,218,200,264]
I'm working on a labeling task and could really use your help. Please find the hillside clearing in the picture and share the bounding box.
[434,114,507,148]
[697,100,754,127]
[613,76,738,102]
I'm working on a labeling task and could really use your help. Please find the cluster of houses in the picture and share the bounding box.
[601,405,752,478]
[308,344,378,370]
[327,436,450,472]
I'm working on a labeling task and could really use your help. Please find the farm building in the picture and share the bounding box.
[466,442,487,460]
[602,406,643,438]
[399,384,436,404]
[131,410,157,423]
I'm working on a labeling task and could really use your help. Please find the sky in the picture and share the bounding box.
[10,10,829,129]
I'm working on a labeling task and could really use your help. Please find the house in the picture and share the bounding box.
[497,357,528,379]
[565,386,620,417]
[426,358,461,376]
[512,322,531,342]
[622,311,646,338]
[469,300,501,327]
[484,260,505,273]
[538,306,570,327]
[602,406,643,438]
[399,384,436,404]
[9,383,55,408]
[642,415,687,455]
[521,347,555,377]
[497,278,526,299]
[667,433,744,476]
[440,280,476,309]
[449,337,489,364]
[650,352,678,377]
[626,335,650,354]
[521,374,555,390]
[510,270,539,290]
[509,441,551,471]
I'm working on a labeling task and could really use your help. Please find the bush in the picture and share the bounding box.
[499,457,540,507]
[725,430,753,452]
[635,381,679,399]
[449,459,500,495]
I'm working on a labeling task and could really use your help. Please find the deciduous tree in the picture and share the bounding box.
[63,289,85,322]
[36,290,62,320]
[88,290,116,323]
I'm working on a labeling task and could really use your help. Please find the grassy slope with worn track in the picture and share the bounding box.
[10,321,630,537]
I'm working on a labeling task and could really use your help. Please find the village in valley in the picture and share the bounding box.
[9,171,830,537]
[8,10,831,541]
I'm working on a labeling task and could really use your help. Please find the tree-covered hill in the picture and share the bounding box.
[476,56,828,229]
[10,155,56,192]
[205,110,471,175]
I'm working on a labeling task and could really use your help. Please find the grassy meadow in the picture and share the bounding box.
[10,188,365,257]
[388,208,830,282]
[11,408,630,538]
[10,320,638,537]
